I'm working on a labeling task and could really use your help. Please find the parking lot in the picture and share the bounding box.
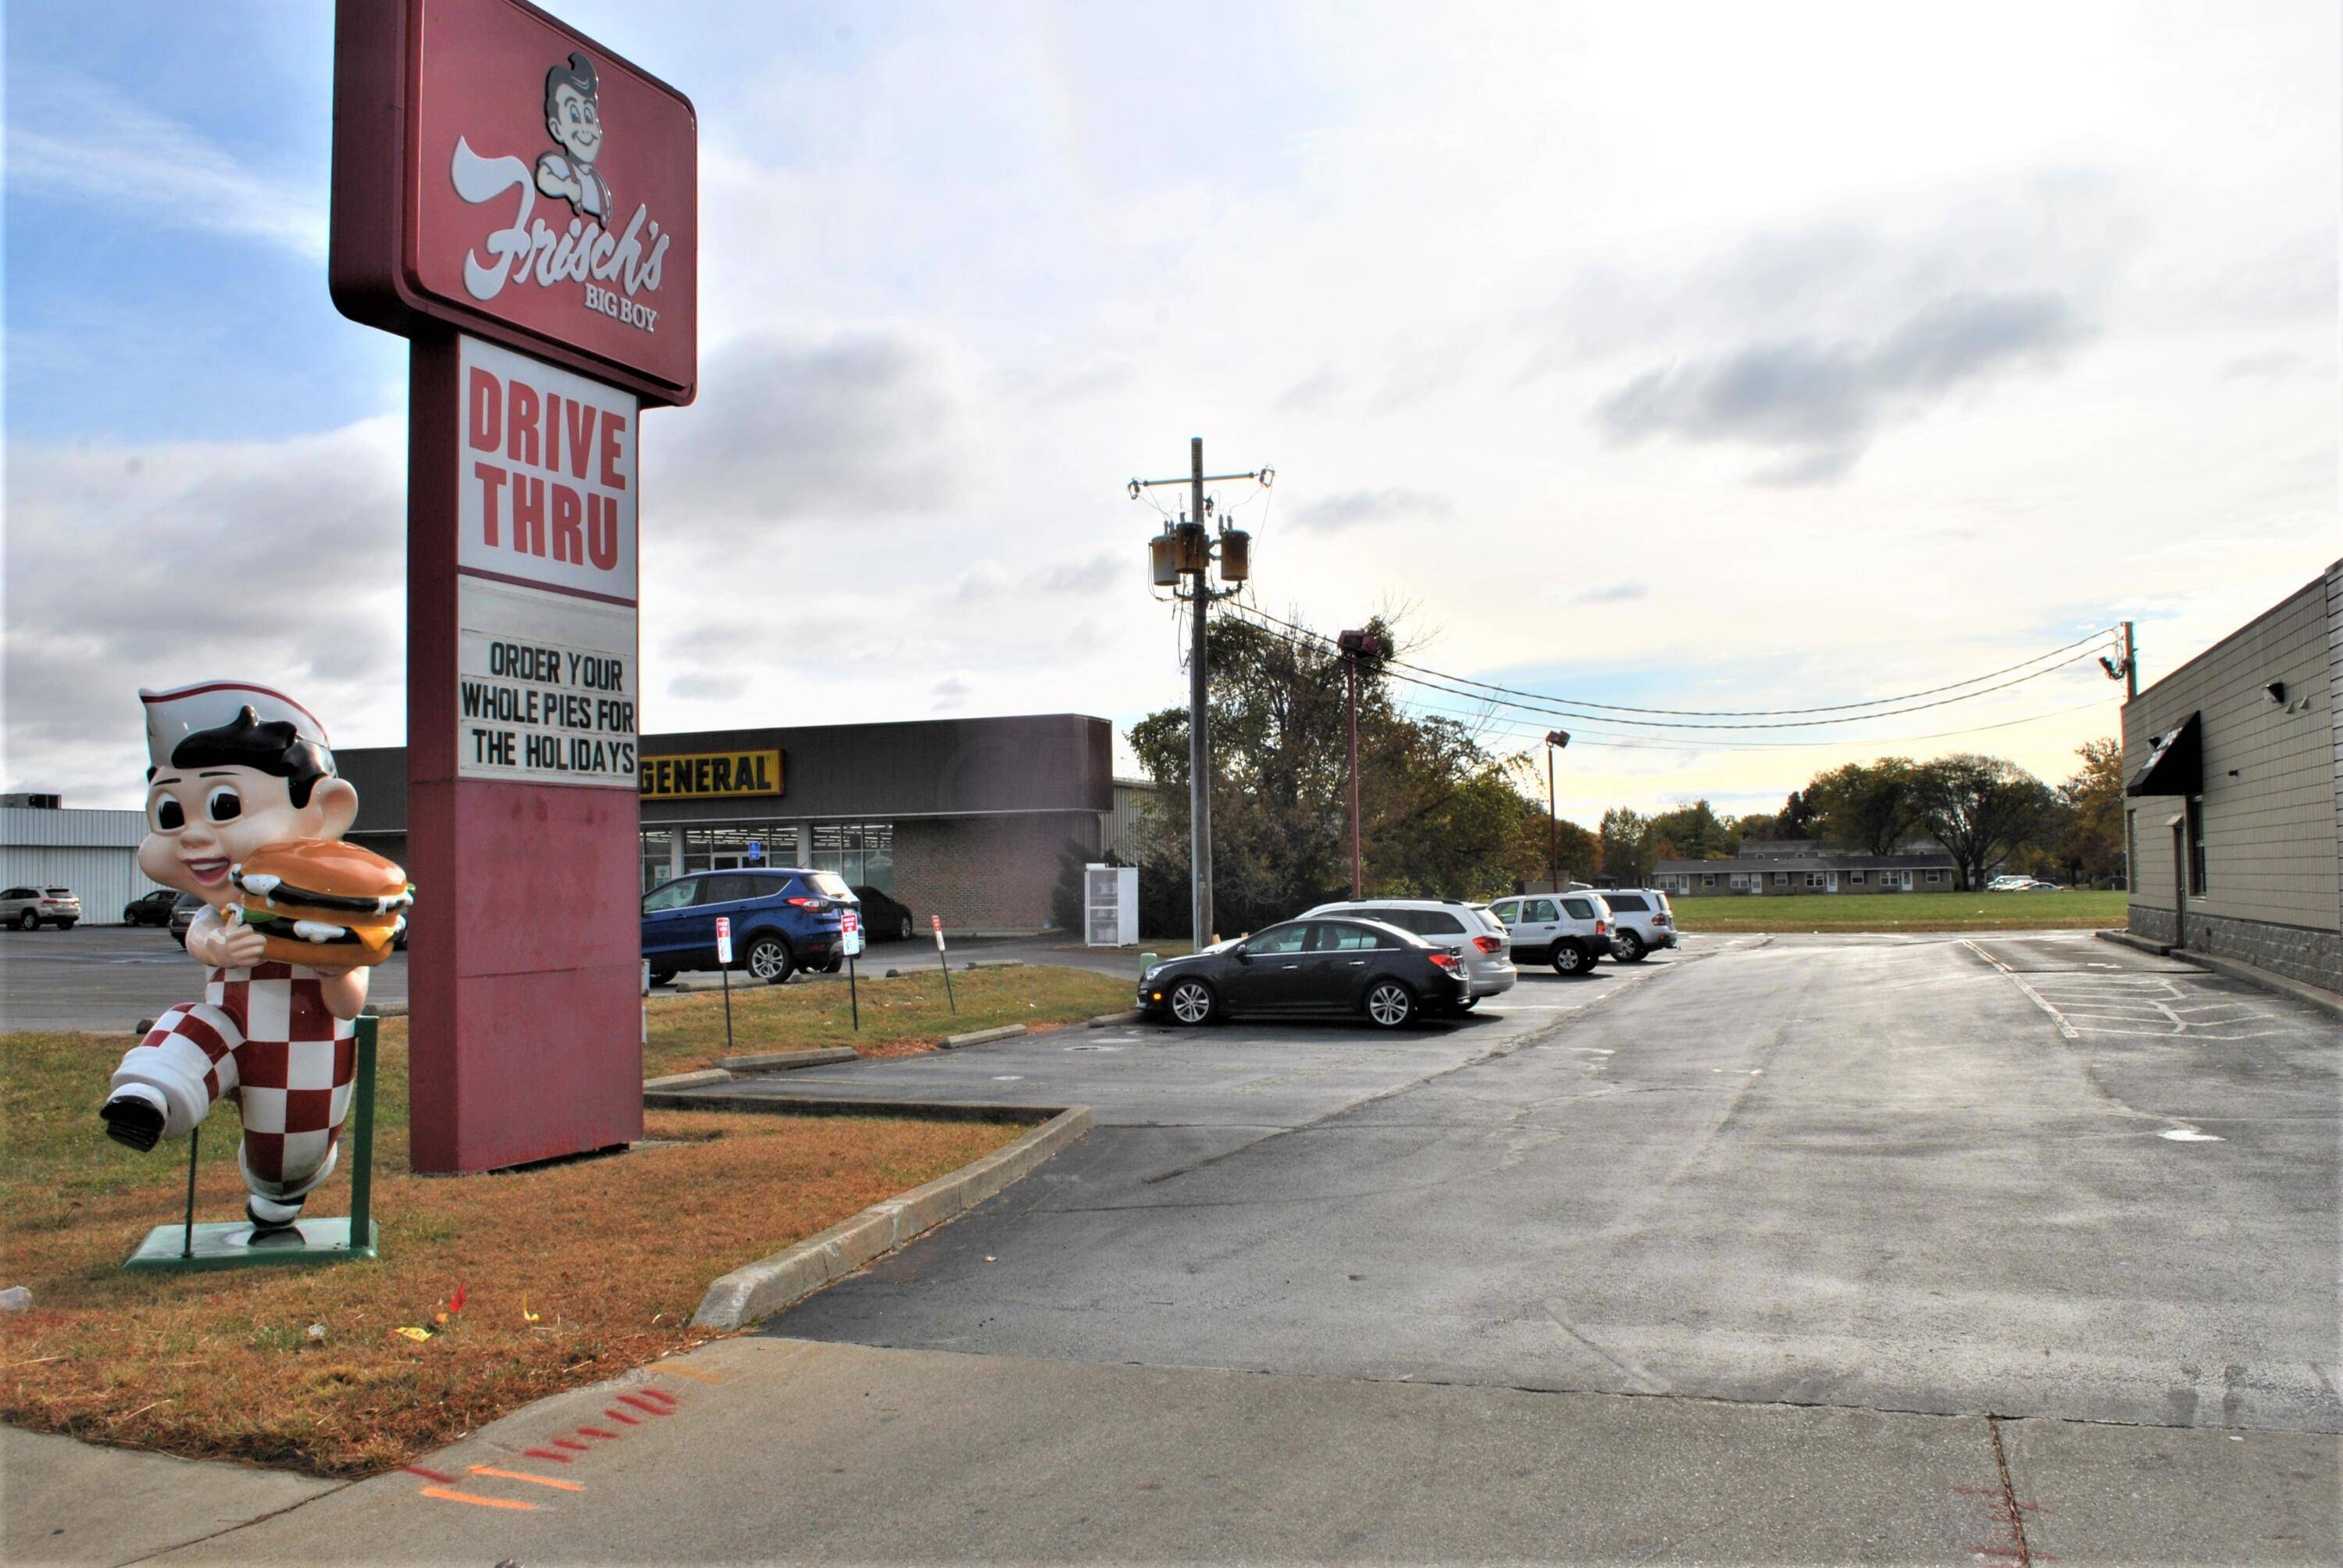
[668,930,2338,1444]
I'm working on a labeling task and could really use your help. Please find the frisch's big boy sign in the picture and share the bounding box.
[331,0,697,404]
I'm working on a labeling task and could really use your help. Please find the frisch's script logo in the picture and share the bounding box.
[450,50,670,333]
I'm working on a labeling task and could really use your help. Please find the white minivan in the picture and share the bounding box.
[1485,892,1614,975]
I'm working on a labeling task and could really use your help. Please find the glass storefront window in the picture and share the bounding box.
[811,822,894,893]
[642,828,676,890]
[672,823,799,877]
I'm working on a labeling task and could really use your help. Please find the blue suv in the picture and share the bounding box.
[640,868,853,985]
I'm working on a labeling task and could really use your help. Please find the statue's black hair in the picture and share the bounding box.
[167,706,332,808]
[546,50,599,120]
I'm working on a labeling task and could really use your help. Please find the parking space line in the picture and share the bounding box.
[1961,939,2078,1040]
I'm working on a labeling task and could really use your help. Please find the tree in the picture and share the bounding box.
[1909,754,2059,890]
[1124,612,1528,936]
[1734,810,1782,843]
[2056,737,2124,887]
[1777,789,1819,839]
[1599,807,1653,886]
[1646,799,1734,861]
[1804,759,1918,855]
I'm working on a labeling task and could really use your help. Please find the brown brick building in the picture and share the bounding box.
[340,713,1117,935]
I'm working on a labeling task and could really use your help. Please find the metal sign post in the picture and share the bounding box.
[932,914,956,1014]
[840,907,862,1031]
[715,914,735,1056]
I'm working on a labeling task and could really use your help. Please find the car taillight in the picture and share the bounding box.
[1428,951,1460,971]
[786,896,828,910]
[1595,920,1607,934]
[1653,914,1670,925]
[1473,935,1503,954]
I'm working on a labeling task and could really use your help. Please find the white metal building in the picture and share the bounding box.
[0,805,159,922]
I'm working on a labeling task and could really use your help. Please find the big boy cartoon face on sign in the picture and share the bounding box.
[536,50,612,219]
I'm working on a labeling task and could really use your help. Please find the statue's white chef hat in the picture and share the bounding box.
[141,681,333,773]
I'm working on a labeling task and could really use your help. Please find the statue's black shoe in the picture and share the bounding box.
[100,1096,165,1153]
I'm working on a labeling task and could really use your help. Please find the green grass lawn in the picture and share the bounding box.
[643,964,1136,1073]
[1670,889,2127,932]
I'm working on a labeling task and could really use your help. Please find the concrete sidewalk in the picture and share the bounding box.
[9,1336,2332,1563]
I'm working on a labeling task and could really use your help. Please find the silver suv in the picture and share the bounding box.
[1485,892,1613,975]
[1298,899,1516,1007]
[2,885,81,931]
[1596,888,1676,961]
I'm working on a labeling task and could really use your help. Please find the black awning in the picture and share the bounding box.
[2127,712,2201,797]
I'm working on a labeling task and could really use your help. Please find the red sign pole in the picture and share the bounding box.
[333,0,697,1174]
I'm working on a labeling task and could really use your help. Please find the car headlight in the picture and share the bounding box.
[1143,964,1163,982]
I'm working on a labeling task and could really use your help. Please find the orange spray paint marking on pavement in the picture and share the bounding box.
[419,1485,538,1512]
[471,1464,583,1491]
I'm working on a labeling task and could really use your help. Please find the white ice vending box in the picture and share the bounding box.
[1084,864,1138,947]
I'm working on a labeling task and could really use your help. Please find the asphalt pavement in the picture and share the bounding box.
[9,930,2338,1563]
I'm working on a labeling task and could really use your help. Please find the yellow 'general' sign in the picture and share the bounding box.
[639,750,784,800]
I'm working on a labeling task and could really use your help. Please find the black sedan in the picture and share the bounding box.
[123,889,178,926]
[851,886,917,942]
[1136,917,1467,1029]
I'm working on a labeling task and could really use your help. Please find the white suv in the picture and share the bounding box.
[1298,899,1517,1007]
[2,886,81,931]
[1485,892,1614,975]
[1595,888,1675,962]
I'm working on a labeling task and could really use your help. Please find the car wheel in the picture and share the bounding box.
[1166,978,1216,1025]
[16,910,37,932]
[898,914,914,941]
[1364,980,1418,1028]
[56,920,76,932]
[746,935,794,985]
[647,968,677,986]
[1551,943,1590,976]
[1614,931,1646,962]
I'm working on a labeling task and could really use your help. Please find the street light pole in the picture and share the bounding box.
[1544,730,1570,890]
[1339,629,1379,900]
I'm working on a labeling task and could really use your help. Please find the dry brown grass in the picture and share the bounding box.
[0,1025,1022,1477]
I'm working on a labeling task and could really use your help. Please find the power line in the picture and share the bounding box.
[1220,600,2104,731]
[1394,689,2115,756]
[1227,599,2115,721]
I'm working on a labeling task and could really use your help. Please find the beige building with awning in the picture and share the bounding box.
[2122,560,2342,992]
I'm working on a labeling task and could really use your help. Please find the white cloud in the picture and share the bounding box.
[6,64,327,258]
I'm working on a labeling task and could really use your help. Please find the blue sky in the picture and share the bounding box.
[6,1,2336,818]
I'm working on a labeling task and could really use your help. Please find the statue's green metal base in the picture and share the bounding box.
[121,1014,383,1276]
[124,1217,378,1272]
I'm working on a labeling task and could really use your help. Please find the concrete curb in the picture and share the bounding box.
[2097,928,2343,1019]
[718,1047,861,1072]
[643,1092,1047,1122]
[644,1068,733,1090]
[2095,928,2173,957]
[940,1023,1026,1049]
[690,1104,1093,1329]
[1086,1010,1143,1028]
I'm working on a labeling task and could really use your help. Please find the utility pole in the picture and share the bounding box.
[1132,440,1271,949]
[1544,730,1570,890]
[1338,629,1380,899]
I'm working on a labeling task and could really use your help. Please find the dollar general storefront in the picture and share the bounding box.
[338,713,1114,934]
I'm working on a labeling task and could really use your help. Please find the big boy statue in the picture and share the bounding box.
[101,681,408,1235]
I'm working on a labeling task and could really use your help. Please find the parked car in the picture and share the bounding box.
[1985,875,2035,892]
[1138,916,1468,1028]
[1485,892,1614,975]
[168,892,206,945]
[2,886,80,931]
[1297,898,1515,1007]
[123,889,178,926]
[851,885,917,942]
[641,868,849,985]
[1596,888,1676,962]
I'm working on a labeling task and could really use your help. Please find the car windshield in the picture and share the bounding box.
[173,893,206,910]
[45,888,72,896]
